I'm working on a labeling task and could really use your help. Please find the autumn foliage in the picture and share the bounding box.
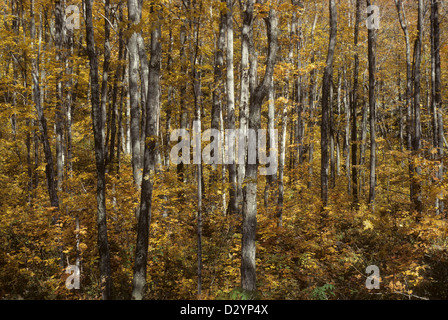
[0,0,447,300]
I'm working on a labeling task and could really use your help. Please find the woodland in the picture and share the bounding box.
[0,0,447,300]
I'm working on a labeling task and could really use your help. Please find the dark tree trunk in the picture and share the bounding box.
[431,0,444,214]
[367,0,377,206]
[84,0,112,300]
[54,0,65,192]
[321,0,337,208]
[412,0,423,216]
[31,6,59,210]
[351,0,361,205]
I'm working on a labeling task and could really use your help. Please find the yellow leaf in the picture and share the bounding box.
[363,220,374,230]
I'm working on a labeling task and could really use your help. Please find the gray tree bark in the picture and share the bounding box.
[127,0,143,188]
[101,0,111,162]
[238,0,251,207]
[226,0,238,215]
[84,0,112,300]
[131,12,161,300]
[242,6,277,293]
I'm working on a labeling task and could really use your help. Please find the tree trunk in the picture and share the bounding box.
[329,75,335,189]
[31,7,59,210]
[101,0,111,162]
[127,0,142,188]
[238,0,251,207]
[190,2,203,294]
[307,13,318,189]
[321,0,337,208]
[431,0,444,214]
[367,0,377,206]
[131,14,161,300]
[343,66,351,194]
[108,3,125,170]
[177,22,188,183]
[55,0,64,191]
[359,86,368,196]
[394,0,414,210]
[84,0,111,300]
[412,0,423,216]
[351,0,361,204]
[211,7,226,187]
[242,6,277,294]
[226,0,238,215]
[277,86,288,227]
[264,72,276,207]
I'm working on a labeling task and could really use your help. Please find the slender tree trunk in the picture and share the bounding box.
[336,70,342,177]
[226,0,238,215]
[343,66,351,194]
[308,61,315,189]
[131,13,161,300]
[238,0,251,207]
[193,9,203,294]
[277,86,288,226]
[211,7,225,187]
[55,0,65,191]
[351,0,361,204]
[242,6,277,293]
[321,0,337,208]
[177,22,188,183]
[264,72,276,207]
[307,13,318,189]
[108,4,124,170]
[292,0,303,170]
[412,0,423,216]
[431,0,444,214]
[101,0,111,162]
[394,0,414,209]
[84,0,111,300]
[31,7,59,210]
[189,1,203,294]
[367,0,376,206]
[329,76,335,189]
[359,86,368,196]
[66,28,74,177]
[127,0,142,188]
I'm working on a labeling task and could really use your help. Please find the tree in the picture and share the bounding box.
[320,0,337,208]
[30,2,59,210]
[430,0,444,214]
[131,6,162,300]
[2,0,448,302]
[412,0,423,216]
[351,0,361,204]
[84,0,112,300]
[241,5,278,293]
[367,0,377,206]
[211,3,226,189]
[127,0,143,188]
[226,0,238,215]
[54,0,65,192]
